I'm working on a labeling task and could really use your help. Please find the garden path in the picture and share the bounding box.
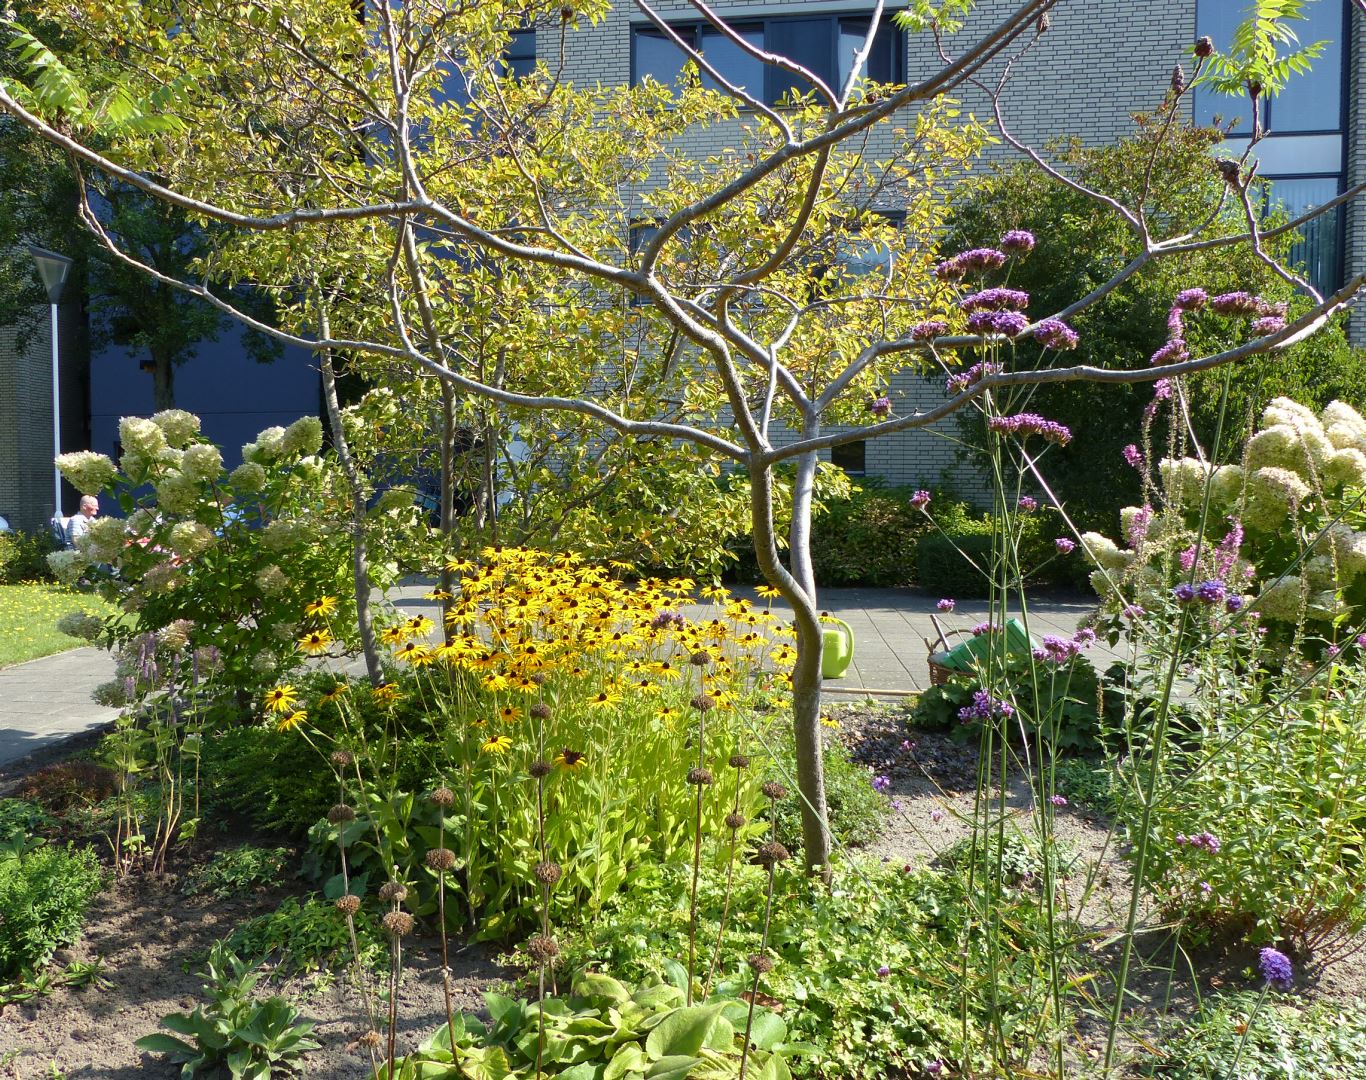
[0,587,1116,770]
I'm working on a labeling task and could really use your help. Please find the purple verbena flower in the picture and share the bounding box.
[910,489,932,511]
[1166,306,1185,337]
[1048,794,1068,807]
[1033,317,1079,350]
[1150,338,1190,366]
[946,360,1003,393]
[877,964,891,978]
[1055,537,1077,554]
[930,808,945,823]
[1037,635,1081,663]
[1175,287,1208,310]
[960,287,1030,313]
[868,395,893,418]
[1000,229,1036,253]
[1073,627,1097,647]
[1357,633,1366,649]
[1252,315,1287,335]
[1210,291,1262,316]
[1197,580,1227,604]
[1173,583,1197,603]
[987,413,1073,445]
[937,598,956,612]
[1122,604,1145,619]
[967,309,1030,337]
[1258,947,1294,990]
[958,689,1014,722]
[872,774,892,794]
[971,620,995,636]
[1225,595,1245,613]
[1018,495,1038,513]
[911,319,949,340]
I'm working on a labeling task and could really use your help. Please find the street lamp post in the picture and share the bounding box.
[28,246,74,521]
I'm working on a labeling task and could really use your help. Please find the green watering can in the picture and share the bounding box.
[821,617,855,679]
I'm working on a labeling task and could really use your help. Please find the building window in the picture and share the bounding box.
[503,30,537,79]
[830,439,866,476]
[631,13,904,104]
[1265,176,1344,296]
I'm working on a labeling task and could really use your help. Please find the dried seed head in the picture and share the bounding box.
[1170,63,1186,94]
[1035,11,1050,34]
[328,803,356,824]
[725,812,747,830]
[1194,35,1214,58]
[529,759,553,779]
[756,840,791,867]
[533,860,563,885]
[761,781,788,801]
[357,1031,382,1050]
[686,767,714,786]
[330,750,353,767]
[690,693,715,713]
[527,934,560,963]
[378,881,409,904]
[690,650,710,667]
[530,702,552,720]
[747,953,775,974]
[382,910,414,937]
[335,894,362,916]
[530,672,548,686]
[729,753,750,769]
[1215,158,1241,187]
[429,786,456,808]
[425,847,457,872]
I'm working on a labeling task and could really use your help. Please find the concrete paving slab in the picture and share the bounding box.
[0,647,119,767]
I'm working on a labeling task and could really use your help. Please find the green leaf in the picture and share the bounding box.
[643,1055,701,1080]
[133,1033,198,1057]
[604,1042,649,1080]
[742,1010,787,1052]
[645,1006,724,1059]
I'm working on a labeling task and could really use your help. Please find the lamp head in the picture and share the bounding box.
[28,245,74,304]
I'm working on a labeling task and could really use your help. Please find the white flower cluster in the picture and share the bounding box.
[46,549,89,584]
[158,619,194,653]
[1080,532,1134,571]
[256,564,289,594]
[155,472,200,515]
[168,521,215,558]
[77,516,128,563]
[229,461,268,493]
[55,451,117,495]
[281,416,323,457]
[243,426,287,465]
[151,409,201,448]
[181,443,224,483]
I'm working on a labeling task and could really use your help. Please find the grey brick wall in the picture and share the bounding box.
[0,307,57,534]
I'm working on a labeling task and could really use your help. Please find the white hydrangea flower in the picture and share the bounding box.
[1251,576,1304,622]
[281,415,323,457]
[1322,448,1366,492]
[142,561,181,593]
[155,471,199,515]
[1119,506,1151,547]
[1207,464,1244,507]
[119,416,168,457]
[292,455,324,484]
[1244,425,1304,474]
[261,519,301,552]
[229,461,268,493]
[251,650,279,674]
[1320,400,1366,431]
[253,426,288,463]
[78,516,127,563]
[1303,554,1339,588]
[55,451,117,495]
[1088,569,1116,599]
[181,443,224,483]
[1262,397,1321,431]
[256,564,289,594]
[1080,532,1133,571]
[1325,421,1366,454]
[1157,457,1211,507]
[168,521,215,557]
[155,446,185,470]
[158,619,194,653]
[1247,467,1311,520]
[47,549,89,584]
[1306,590,1343,622]
[151,409,202,448]
[1327,527,1366,576]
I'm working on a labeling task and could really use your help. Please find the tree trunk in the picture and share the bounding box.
[749,461,831,872]
[438,380,457,644]
[315,298,382,686]
[151,352,175,411]
[788,416,821,602]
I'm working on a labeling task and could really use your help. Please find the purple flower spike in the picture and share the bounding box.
[1150,338,1190,366]
[1258,947,1294,990]
[1000,229,1036,253]
[1122,444,1143,469]
[1175,288,1208,310]
[1055,537,1077,555]
[967,309,1030,337]
[1173,583,1197,603]
[946,360,1003,393]
[960,287,1030,313]
[1033,318,1079,350]
[1210,291,1262,316]
[937,598,956,612]
[909,489,931,511]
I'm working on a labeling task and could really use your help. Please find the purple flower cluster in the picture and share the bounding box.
[1225,595,1245,613]
[937,598,956,612]
[911,319,949,341]
[971,620,997,636]
[1122,444,1143,469]
[1215,519,1244,580]
[909,489,932,511]
[1179,546,1198,573]
[958,689,1015,723]
[946,360,1003,393]
[1252,315,1287,335]
[1175,831,1221,853]
[1210,291,1262,315]
[1122,604,1146,620]
[1033,318,1080,350]
[1048,794,1068,807]
[651,610,687,631]
[1174,288,1208,310]
[967,309,1030,337]
[1150,338,1190,366]
[987,413,1073,445]
[872,774,892,794]
[1055,537,1077,554]
[1018,495,1038,513]
[960,287,1029,313]
[1034,635,1082,664]
[868,395,893,418]
[1196,580,1227,604]
[935,247,1007,279]
[1074,627,1097,647]
[1000,229,1036,253]
[1172,583,1197,603]
[1258,947,1294,990]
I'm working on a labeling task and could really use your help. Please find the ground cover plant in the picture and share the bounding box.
[0,832,103,979]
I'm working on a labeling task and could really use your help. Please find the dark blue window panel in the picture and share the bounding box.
[698,25,765,96]
[1266,176,1343,293]
[1267,0,1343,133]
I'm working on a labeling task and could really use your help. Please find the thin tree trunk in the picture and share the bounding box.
[788,415,820,603]
[438,380,456,644]
[749,461,831,872]
[315,296,382,686]
[151,352,175,411]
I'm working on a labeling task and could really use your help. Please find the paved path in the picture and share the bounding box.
[0,586,1110,768]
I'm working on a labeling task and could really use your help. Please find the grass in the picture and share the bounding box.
[0,584,114,669]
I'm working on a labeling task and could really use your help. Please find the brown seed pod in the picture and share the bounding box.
[382,910,414,938]
[690,650,710,667]
[1194,35,1214,58]
[725,812,747,830]
[335,894,362,916]
[327,803,356,824]
[747,953,775,974]
[530,702,552,720]
[761,781,788,801]
[356,1030,382,1050]
[428,786,456,808]
[690,693,715,713]
[686,767,714,787]
[330,750,354,768]
[533,860,563,885]
[527,934,560,963]
[756,840,791,867]
[425,847,457,872]
[528,759,553,779]
[728,753,750,770]
[378,881,409,904]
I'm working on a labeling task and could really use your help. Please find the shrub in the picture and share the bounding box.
[0,798,58,844]
[766,730,886,854]
[1116,670,1366,953]
[807,480,931,587]
[225,895,385,975]
[199,725,336,836]
[15,761,119,812]
[0,840,104,978]
[1148,993,1366,1079]
[0,529,57,584]
[917,512,1079,597]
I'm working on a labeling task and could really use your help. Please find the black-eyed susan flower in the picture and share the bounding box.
[305,596,338,618]
[371,682,401,706]
[298,629,333,656]
[425,589,454,601]
[319,682,350,705]
[378,625,409,646]
[395,642,434,667]
[406,615,434,637]
[586,689,622,709]
[481,735,513,755]
[755,585,782,600]
[277,709,307,732]
[497,705,523,724]
[481,672,510,693]
[263,684,299,714]
[554,748,585,770]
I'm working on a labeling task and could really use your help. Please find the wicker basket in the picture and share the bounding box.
[927,654,956,687]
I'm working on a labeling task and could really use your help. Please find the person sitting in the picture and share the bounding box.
[64,495,99,549]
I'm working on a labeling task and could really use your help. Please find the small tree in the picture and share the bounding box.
[3,0,1362,870]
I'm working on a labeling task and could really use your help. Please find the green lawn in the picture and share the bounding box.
[0,584,116,669]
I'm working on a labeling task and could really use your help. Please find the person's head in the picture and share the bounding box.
[79,495,99,519]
